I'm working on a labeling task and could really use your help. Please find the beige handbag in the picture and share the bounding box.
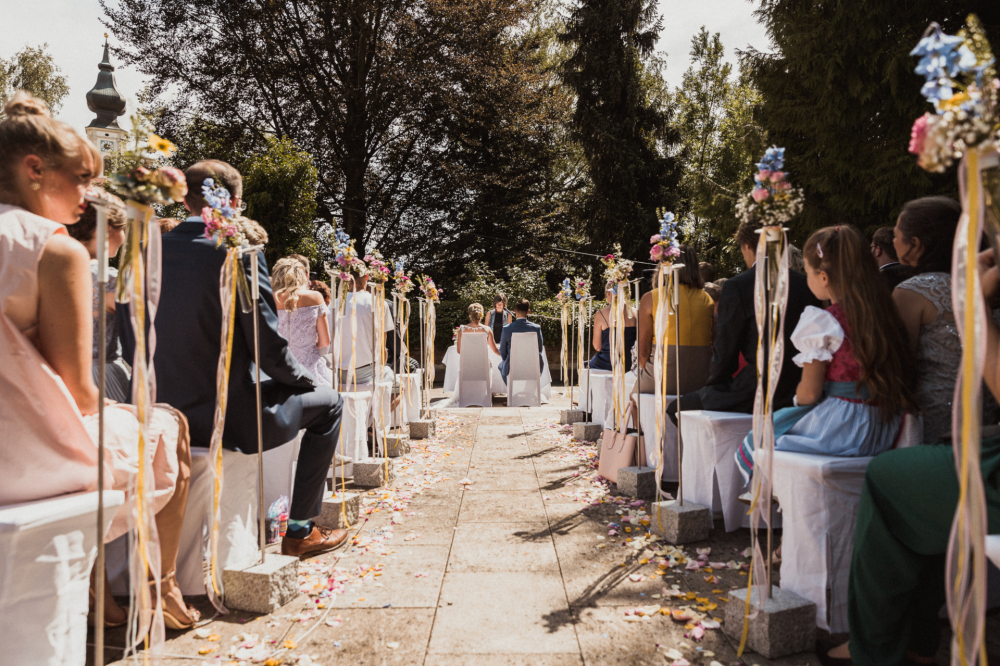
[597,399,646,484]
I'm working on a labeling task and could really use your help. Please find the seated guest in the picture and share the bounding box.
[0,92,196,628]
[668,219,822,422]
[498,298,544,386]
[871,225,908,290]
[131,159,347,559]
[334,264,395,387]
[635,245,715,394]
[486,293,513,343]
[703,281,722,304]
[457,303,499,355]
[65,191,131,402]
[735,225,918,481]
[821,246,1000,666]
[273,257,332,387]
[589,279,637,372]
[789,243,805,272]
[311,279,332,305]
[892,197,962,443]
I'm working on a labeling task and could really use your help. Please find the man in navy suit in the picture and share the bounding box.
[123,160,346,559]
[498,299,545,386]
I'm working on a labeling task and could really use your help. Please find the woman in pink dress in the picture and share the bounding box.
[0,93,197,630]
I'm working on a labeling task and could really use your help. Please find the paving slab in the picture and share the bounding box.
[426,655,583,666]
[327,544,450,609]
[448,523,559,573]
[458,489,548,523]
[429,572,580,654]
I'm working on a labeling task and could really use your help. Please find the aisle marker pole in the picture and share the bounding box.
[246,247,267,565]
[90,194,109,666]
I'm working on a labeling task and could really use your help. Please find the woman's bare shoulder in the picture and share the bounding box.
[297,290,325,307]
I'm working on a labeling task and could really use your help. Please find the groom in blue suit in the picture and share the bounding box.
[498,299,545,386]
[122,160,347,559]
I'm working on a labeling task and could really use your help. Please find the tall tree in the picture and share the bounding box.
[746,0,1000,238]
[674,28,765,275]
[103,0,565,274]
[558,0,682,259]
[0,44,69,116]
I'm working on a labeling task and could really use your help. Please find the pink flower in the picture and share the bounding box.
[160,166,185,184]
[769,171,786,183]
[909,113,931,156]
[603,254,614,262]
[666,246,681,258]
[650,234,662,243]
[135,166,151,180]
[752,188,770,202]
[754,170,771,182]
[773,181,792,191]
[339,272,351,280]
[201,207,214,221]
[650,244,665,261]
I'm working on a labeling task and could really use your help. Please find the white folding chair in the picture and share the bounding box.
[507,332,542,407]
[458,332,491,408]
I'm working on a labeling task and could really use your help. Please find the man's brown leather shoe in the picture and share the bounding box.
[281,526,348,559]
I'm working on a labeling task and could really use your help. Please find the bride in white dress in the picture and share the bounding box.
[440,303,500,406]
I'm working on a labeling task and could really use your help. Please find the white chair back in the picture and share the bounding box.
[507,332,542,407]
[458,332,491,408]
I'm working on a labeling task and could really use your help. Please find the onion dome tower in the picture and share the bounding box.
[85,35,127,155]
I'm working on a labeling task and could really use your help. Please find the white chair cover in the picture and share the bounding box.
[772,450,873,633]
[398,371,422,422]
[637,392,677,481]
[372,381,393,453]
[458,332,491,408]
[0,490,124,666]
[988,535,1000,570]
[334,390,373,475]
[578,368,612,413]
[263,431,304,518]
[175,448,258,595]
[507,332,542,407]
[680,410,754,532]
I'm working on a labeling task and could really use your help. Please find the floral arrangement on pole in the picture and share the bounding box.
[106,134,188,206]
[331,227,367,282]
[391,260,415,297]
[364,250,391,284]
[600,243,633,284]
[650,210,681,264]
[416,275,442,302]
[201,179,248,248]
[734,146,804,226]
[556,277,573,303]
[908,17,998,173]
[557,277,573,382]
[574,275,591,301]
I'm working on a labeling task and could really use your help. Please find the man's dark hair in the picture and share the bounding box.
[184,160,243,211]
[515,298,530,315]
[871,227,897,262]
[698,261,716,284]
[734,218,763,250]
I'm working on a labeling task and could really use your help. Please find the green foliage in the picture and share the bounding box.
[674,28,766,277]
[745,0,1000,240]
[452,261,552,308]
[558,0,683,259]
[0,44,69,116]
[241,137,320,266]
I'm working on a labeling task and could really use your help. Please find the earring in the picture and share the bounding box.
[30,181,41,191]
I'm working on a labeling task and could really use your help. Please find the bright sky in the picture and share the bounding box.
[0,0,771,135]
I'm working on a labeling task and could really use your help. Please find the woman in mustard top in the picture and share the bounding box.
[634,244,715,395]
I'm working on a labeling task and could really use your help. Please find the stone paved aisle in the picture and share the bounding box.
[100,389,827,666]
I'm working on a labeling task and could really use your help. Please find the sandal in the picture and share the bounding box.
[152,572,200,631]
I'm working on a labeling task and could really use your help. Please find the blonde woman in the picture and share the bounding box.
[457,303,499,355]
[0,92,197,628]
[274,256,332,387]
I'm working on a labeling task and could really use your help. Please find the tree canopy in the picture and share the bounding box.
[0,44,69,117]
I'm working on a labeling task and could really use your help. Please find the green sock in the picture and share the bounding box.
[287,519,312,537]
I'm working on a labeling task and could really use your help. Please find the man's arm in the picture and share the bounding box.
[238,251,314,388]
[703,277,746,387]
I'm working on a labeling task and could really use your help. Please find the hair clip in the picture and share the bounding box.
[816,242,824,259]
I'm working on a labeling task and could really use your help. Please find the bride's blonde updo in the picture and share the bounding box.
[0,91,102,202]
[273,257,310,311]
[468,303,484,323]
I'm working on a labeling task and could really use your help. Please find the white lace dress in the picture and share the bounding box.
[896,272,960,443]
[278,304,332,388]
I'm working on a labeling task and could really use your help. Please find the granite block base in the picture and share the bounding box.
[723,585,816,659]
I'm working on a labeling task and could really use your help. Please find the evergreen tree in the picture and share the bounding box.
[747,0,1000,238]
[559,0,682,259]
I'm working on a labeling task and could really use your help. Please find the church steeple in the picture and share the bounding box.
[84,35,128,155]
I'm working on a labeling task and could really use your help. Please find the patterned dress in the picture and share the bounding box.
[895,272,960,443]
[278,304,332,387]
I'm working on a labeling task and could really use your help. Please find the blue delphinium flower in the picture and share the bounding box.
[201,178,236,218]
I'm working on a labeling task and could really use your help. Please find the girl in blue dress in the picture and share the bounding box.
[736,225,918,482]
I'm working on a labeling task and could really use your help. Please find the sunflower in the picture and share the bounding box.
[148,134,177,156]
